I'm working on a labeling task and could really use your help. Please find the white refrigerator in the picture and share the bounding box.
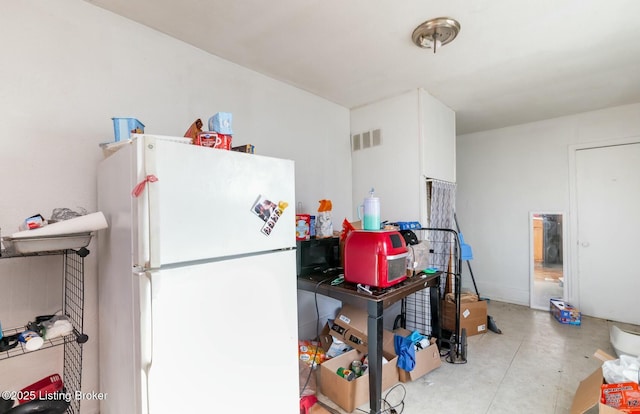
[97,135,300,413]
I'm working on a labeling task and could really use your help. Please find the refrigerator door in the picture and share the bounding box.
[136,135,296,268]
[145,250,299,413]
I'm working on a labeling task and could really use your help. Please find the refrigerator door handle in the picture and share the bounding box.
[137,270,153,414]
[143,137,161,269]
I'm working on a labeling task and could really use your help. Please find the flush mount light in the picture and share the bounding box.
[412,17,460,54]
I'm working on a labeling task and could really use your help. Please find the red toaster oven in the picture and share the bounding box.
[343,230,408,288]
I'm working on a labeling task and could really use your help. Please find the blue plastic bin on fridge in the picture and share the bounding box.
[208,112,233,135]
[112,117,145,142]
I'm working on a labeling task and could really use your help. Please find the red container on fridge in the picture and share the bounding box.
[18,373,64,404]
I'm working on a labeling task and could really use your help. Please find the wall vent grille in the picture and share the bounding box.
[362,131,371,148]
[351,129,382,151]
[352,133,361,151]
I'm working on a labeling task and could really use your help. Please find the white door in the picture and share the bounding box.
[145,249,300,414]
[575,142,640,324]
[139,135,296,267]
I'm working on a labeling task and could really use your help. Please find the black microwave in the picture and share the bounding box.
[296,237,341,276]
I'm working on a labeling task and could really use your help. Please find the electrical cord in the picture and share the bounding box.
[354,383,407,414]
[382,383,407,414]
[300,275,418,412]
[299,276,333,397]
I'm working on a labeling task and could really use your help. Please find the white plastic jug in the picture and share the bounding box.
[358,189,380,231]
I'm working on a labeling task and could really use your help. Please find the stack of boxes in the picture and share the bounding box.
[194,112,234,149]
[316,304,441,412]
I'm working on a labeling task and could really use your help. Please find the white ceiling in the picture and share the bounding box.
[86,0,640,134]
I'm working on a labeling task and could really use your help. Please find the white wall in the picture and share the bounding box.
[0,1,351,410]
[347,89,455,331]
[350,90,421,223]
[419,89,457,185]
[456,103,640,306]
[350,89,455,225]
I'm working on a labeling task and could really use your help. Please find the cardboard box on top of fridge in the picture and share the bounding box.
[208,112,233,135]
[318,348,398,413]
[231,144,255,154]
[570,349,629,414]
[329,304,396,355]
[441,296,488,337]
[393,328,441,382]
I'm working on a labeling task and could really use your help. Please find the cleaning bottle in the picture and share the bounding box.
[359,188,380,231]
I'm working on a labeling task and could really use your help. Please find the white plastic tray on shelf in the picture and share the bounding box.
[1,232,93,254]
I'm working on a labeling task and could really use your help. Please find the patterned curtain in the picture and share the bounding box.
[429,179,457,294]
[429,180,456,229]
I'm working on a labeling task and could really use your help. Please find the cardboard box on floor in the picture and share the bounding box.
[308,402,333,414]
[330,303,398,354]
[441,298,488,336]
[550,298,582,325]
[318,322,334,352]
[570,349,630,414]
[321,304,399,412]
[393,328,442,382]
[319,348,398,413]
[318,321,354,359]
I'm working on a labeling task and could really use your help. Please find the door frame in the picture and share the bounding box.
[529,211,567,310]
[567,135,640,307]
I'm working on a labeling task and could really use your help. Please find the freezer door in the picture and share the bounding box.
[139,135,296,267]
[146,250,299,413]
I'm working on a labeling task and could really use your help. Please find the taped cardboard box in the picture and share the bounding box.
[318,321,353,359]
[570,349,630,414]
[321,304,399,411]
[318,322,334,352]
[441,298,488,337]
[393,328,441,382]
[308,402,333,414]
[318,348,398,413]
[329,304,397,354]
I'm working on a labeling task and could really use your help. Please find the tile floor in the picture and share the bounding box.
[532,263,564,309]
[316,300,640,414]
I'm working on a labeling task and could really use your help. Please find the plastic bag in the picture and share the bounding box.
[299,359,317,397]
[298,340,326,367]
[50,207,87,222]
[603,354,640,384]
[315,200,333,239]
[406,240,431,274]
[41,315,73,340]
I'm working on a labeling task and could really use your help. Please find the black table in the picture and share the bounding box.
[297,272,441,414]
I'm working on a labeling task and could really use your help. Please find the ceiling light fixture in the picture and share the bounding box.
[412,17,460,54]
